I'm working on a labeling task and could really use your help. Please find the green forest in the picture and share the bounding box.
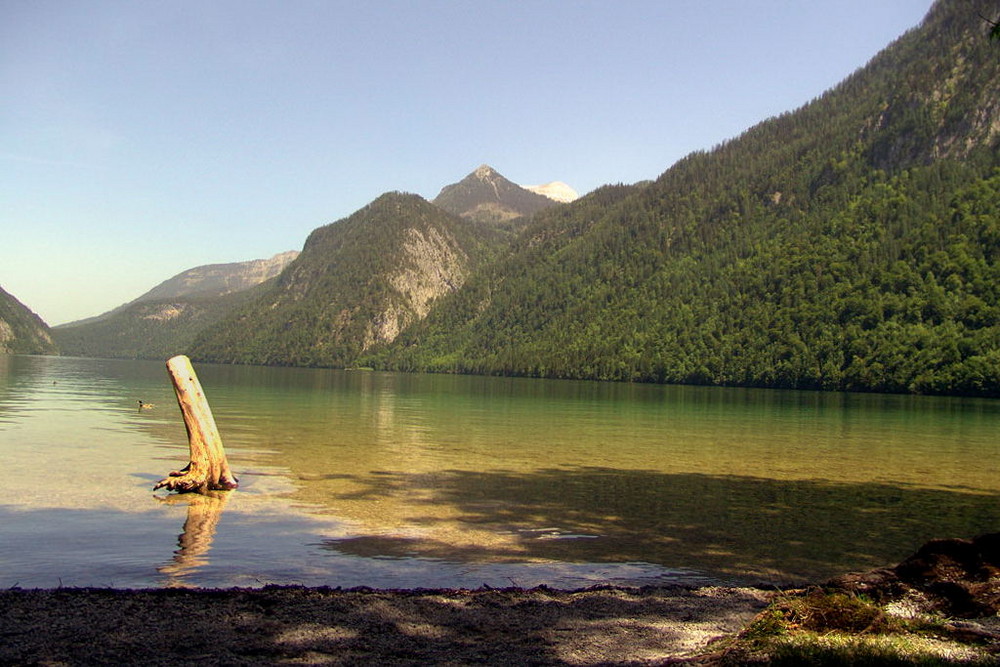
[364,1,1000,396]
[53,289,256,361]
[374,166,1000,395]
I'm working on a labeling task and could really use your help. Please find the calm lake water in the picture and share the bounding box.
[1,354,998,590]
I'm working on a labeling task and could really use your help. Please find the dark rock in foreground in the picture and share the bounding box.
[828,532,1000,618]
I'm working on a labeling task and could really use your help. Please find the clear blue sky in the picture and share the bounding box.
[3,0,933,326]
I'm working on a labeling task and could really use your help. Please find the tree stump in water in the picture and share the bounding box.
[154,355,238,494]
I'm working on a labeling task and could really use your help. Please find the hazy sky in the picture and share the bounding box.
[3,0,933,326]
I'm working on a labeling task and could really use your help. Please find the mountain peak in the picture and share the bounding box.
[474,164,498,180]
[433,166,562,226]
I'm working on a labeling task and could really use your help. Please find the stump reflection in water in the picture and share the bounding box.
[157,490,230,585]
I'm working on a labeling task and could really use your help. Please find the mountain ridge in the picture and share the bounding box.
[133,250,299,304]
[58,250,298,329]
[51,251,298,359]
[46,166,563,362]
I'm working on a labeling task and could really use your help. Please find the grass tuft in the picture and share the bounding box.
[719,588,997,666]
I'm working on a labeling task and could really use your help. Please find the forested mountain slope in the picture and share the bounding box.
[371,0,1000,396]
[0,286,57,355]
[189,192,500,367]
[52,289,259,361]
[52,251,297,360]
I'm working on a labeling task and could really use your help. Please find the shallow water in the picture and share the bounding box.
[1,354,997,589]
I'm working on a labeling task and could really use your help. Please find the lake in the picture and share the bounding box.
[1,354,998,590]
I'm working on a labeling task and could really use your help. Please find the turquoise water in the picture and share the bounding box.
[1,354,998,589]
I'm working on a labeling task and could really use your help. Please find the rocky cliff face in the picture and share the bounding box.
[861,0,1000,171]
[0,286,57,355]
[366,224,470,350]
[134,250,299,303]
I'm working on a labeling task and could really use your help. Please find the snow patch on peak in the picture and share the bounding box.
[523,181,579,203]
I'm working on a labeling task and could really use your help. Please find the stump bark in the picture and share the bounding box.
[154,355,238,494]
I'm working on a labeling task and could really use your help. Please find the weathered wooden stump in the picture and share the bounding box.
[154,355,238,494]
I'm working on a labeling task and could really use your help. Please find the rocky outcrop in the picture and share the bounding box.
[134,250,299,304]
[390,227,468,319]
[362,226,469,350]
[827,533,1000,619]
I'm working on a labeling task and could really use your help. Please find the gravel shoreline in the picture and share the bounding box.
[0,584,772,665]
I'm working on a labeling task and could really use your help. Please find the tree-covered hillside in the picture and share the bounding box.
[52,251,296,360]
[369,0,1000,396]
[188,192,501,367]
[52,289,259,361]
[0,286,57,355]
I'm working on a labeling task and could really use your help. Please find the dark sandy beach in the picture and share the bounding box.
[7,535,999,664]
[0,584,771,665]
